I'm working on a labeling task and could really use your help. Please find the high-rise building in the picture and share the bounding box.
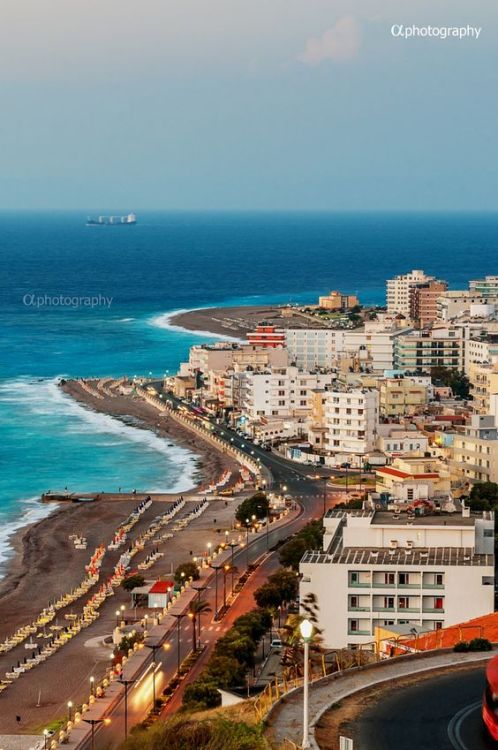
[307,386,379,455]
[409,279,448,328]
[246,322,286,348]
[469,276,498,298]
[386,269,435,316]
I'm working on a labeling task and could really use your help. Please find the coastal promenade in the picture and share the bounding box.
[0,377,329,748]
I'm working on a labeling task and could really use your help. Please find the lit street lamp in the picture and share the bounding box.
[143,642,162,709]
[300,618,314,749]
[171,613,187,674]
[117,677,136,738]
[210,563,222,620]
[83,717,111,750]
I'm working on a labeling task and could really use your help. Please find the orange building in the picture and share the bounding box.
[246,322,286,348]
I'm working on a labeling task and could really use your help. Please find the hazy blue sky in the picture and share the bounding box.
[1,0,497,210]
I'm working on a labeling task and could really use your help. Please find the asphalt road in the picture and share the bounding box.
[354,666,496,750]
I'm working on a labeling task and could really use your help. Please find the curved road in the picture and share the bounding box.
[354,666,496,750]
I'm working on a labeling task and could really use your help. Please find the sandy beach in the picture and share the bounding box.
[169,304,325,338]
[0,380,246,731]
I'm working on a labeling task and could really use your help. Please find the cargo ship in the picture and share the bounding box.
[86,212,137,226]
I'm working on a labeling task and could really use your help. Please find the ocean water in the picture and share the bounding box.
[0,210,497,565]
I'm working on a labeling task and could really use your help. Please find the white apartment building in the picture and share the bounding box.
[308,387,379,455]
[394,327,464,371]
[376,426,429,457]
[470,276,498,298]
[300,508,495,649]
[232,366,336,420]
[386,269,435,317]
[285,328,345,370]
[450,415,498,484]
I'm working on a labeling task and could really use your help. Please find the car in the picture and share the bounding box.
[270,637,283,649]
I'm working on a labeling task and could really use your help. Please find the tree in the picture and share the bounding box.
[122,574,145,591]
[279,520,324,570]
[182,678,221,711]
[205,655,245,688]
[268,569,299,603]
[235,492,269,525]
[174,561,200,586]
[470,482,498,504]
[188,598,212,652]
[254,583,282,610]
[430,366,470,399]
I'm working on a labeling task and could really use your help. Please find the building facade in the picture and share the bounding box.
[450,415,498,484]
[300,508,495,649]
[308,387,379,455]
[386,269,435,316]
[409,279,448,328]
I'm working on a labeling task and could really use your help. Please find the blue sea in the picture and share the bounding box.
[0,211,497,567]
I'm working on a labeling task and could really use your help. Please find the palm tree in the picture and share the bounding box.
[188,598,212,652]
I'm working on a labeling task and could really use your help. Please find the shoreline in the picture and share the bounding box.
[167,304,287,338]
[0,380,240,641]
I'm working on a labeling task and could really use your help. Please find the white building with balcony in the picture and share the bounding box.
[300,508,495,649]
[308,387,379,456]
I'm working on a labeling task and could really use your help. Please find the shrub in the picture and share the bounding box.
[468,638,492,652]
[122,574,145,591]
[453,641,469,652]
[174,561,200,585]
[122,715,266,750]
[235,492,269,525]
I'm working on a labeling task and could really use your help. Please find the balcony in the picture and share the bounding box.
[349,606,370,612]
[371,582,395,589]
[422,583,444,590]
[398,583,421,589]
[398,607,421,613]
[373,606,395,613]
[423,608,445,614]
[349,581,371,588]
[348,629,371,636]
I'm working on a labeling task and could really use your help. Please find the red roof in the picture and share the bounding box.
[149,580,174,594]
[377,467,440,480]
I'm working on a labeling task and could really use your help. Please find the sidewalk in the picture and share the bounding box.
[265,648,494,749]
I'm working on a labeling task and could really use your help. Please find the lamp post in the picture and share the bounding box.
[245,518,250,569]
[171,613,186,674]
[143,642,161,709]
[117,678,136,738]
[90,675,95,697]
[192,584,208,645]
[227,542,238,595]
[67,701,73,723]
[222,564,230,612]
[300,619,314,750]
[83,718,111,750]
[43,729,49,750]
[210,563,222,621]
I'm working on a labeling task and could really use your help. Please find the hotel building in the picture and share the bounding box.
[386,269,435,317]
[307,386,379,455]
[409,279,448,328]
[300,507,495,649]
[450,415,498,484]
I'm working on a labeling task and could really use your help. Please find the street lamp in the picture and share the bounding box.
[245,518,250,569]
[300,619,314,750]
[90,675,95,697]
[143,642,161,709]
[83,717,111,750]
[315,475,328,517]
[222,564,230,612]
[210,563,222,621]
[67,701,73,723]
[171,613,187,674]
[227,541,238,595]
[117,678,136,738]
[192,584,208,645]
[43,729,49,750]
[115,610,120,628]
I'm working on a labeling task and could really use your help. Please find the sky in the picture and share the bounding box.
[0,0,497,211]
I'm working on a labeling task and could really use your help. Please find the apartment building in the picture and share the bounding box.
[231,366,336,420]
[468,361,498,416]
[318,290,360,310]
[394,327,464,372]
[246,322,286,348]
[378,376,428,416]
[470,276,498,298]
[450,415,498,484]
[466,336,498,375]
[308,387,379,455]
[300,508,495,648]
[409,279,448,328]
[285,328,345,370]
[386,269,435,316]
[437,291,498,321]
[376,426,429,457]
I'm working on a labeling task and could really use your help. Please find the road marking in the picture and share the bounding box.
[447,700,481,750]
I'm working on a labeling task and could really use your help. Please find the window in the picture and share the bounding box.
[399,573,409,585]
[350,620,358,632]
[384,572,395,585]
[384,597,394,609]
[399,597,409,609]
[350,596,358,608]
[435,597,444,610]
[435,573,444,586]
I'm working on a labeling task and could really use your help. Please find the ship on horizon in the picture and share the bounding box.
[86,212,137,226]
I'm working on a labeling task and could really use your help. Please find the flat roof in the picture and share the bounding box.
[371,511,476,527]
[302,546,493,567]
